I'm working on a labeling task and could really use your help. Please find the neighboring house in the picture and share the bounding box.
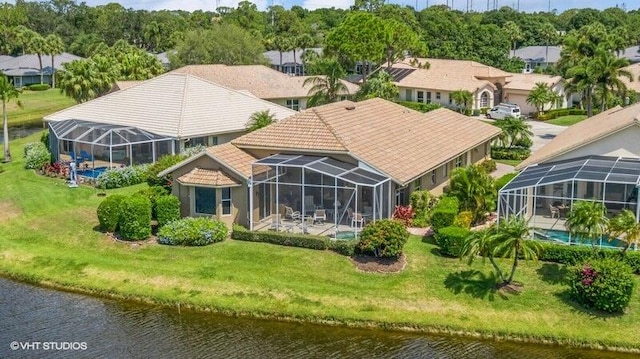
[503,73,568,116]
[43,72,296,167]
[619,45,640,64]
[172,64,359,111]
[499,103,640,239]
[620,62,640,94]
[511,46,562,73]
[155,51,171,69]
[0,52,83,87]
[160,98,501,231]
[263,48,322,76]
[383,58,512,111]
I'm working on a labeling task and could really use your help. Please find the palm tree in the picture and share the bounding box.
[588,48,632,112]
[303,59,348,108]
[273,36,292,73]
[460,226,506,283]
[493,117,533,149]
[608,209,640,254]
[30,34,48,85]
[57,56,117,103]
[447,165,496,224]
[45,34,65,89]
[565,200,609,249]
[540,22,557,68]
[245,110,275,132]
[451,90,473,114]
[503,21,523,58]
[494,216,542,285]
[295,34,315,74]
[526,82,558,115]
[566,60,597,117]
[13,26,37,56]
[1,73,22,163]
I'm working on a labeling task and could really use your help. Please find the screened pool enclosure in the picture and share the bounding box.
[48,120,175,168]
[498,155,640,237]
[249,154,393,238]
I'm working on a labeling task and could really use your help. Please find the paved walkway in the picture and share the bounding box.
[491,162,515,178]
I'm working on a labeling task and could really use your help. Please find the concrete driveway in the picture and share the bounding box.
[526,119,567,153]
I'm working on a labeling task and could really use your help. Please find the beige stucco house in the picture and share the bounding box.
[171,64,359,111]
[503,73,569,116]
[161,98,501,232]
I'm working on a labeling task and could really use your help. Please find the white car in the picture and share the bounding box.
[487,104,521,120]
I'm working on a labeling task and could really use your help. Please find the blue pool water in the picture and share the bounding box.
[77,166,107,179]
[534,229,628,249]
[334,231,358,240]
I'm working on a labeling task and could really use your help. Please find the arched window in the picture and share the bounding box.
[480,92,490,108]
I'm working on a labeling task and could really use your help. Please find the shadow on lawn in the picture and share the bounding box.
[444,270,509,301]
[536,263,568,285]
[553,290,625,319]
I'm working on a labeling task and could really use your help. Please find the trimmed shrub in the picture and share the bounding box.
[135,186,169,218]
[158,217,227,246]
[156,195,181,228]
[27,84,51,91]
[453,210,473,229]
[512,136,533,149]
[472,109,480,116]
[478,159,497,173]
[24,142,51,170]
[96,194,126,232]
[328,239,358,256]
[396,101,442,113]
[118,195,152,241]
[231,225,330,250]
[145,154,185,189]
[410,190,433,227]
[491,147,531,160]
[568,258,635,313]
[358,219,409,258]
[494,172,517,191]
[430,196,459,232]
[434,226,470,257]
[97,164,149,189]
[537,242,640,274]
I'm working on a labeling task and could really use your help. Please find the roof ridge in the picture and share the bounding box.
[311,106,349,151]
[176,73,191,137]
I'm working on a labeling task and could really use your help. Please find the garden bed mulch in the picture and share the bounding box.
[351,254,406,273]
[105,232,158,247]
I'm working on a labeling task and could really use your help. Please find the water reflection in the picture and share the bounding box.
[0,125,43,143]
[0,278,635,359]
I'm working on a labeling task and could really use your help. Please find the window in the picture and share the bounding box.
[413,178,421,191]
[195,187,216,215]
[436,92,441,100]
[211,136,218,146]
[286,99,300,111]
[405,89,412,102]
[431,170,436,185]
[443,164,448,178]
[455,155,463,168]
[480,92,489,108]
[448,95,452,104]
[417,91,424,103]
[221,188,232,215]
[426,91,431,104]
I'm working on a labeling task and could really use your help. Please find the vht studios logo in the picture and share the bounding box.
[10,341,88,351]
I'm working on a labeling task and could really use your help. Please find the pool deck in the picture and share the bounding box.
[252,217,361,238]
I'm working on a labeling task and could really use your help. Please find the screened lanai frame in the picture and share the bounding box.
[249,154,393,238]
[498,155,640,243]
[48,120,175,168]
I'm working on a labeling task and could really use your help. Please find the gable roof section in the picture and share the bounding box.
[233,98,502,184]
[504,73,563,91]
[205,142,262,179]
[512,46,562,63]
[44,72,296,138]
[517,104,640,170]
[383,58,510,93]
[263,48,322,66]
[172,64,358,100]
[177,168,241,187]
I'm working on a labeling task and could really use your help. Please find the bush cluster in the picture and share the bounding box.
[358,219,409,258]
[538,242,640,274]
[96,164,149,189]
[156,195,181,227]
[434,226,470,257]
[538,108,591,121]
[396,101,442,113]
[430,196,460,232]
[478,159,497,173]
[135,186,169,218]
[27,84,51,91]
[158,217,227,246]
[453,210,473,229]
[24,142,51,170]
[512,136,533,149]
[96,194,126,232]
[145,154,185,189]
[409,190,433,228]
[568,258,635,313]
[118,195,152,241]
[491,147,531,160]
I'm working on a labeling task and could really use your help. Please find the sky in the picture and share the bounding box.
[5,0,638,13]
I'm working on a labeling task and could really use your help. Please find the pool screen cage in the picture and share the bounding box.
[498,155,640,239]
[48,120,175,168]
[250,154,393,238]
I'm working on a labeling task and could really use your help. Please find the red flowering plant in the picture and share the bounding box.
[392,205,414,227]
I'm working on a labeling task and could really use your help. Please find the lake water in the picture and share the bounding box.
[0,125,43,144]
[0,278,636,359]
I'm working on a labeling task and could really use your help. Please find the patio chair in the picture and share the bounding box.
[80,150,93,161]
[549,204,559,219]
[313,209,326,224]
[284,206,301,222]
[271,214,292,232]
[351,213,365,229]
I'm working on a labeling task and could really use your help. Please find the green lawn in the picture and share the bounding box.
[6,89,75,127]
[1,132,639,351]
[547,115,588,126]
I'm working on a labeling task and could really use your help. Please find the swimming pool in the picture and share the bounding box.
[534,229,627,249]
[77,166,108,179]
[334,231,358,240]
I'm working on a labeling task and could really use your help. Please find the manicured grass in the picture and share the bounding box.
[547,115,588,126]
[1,132,639,351]
[494,159,522,167]
[6,89,75,127]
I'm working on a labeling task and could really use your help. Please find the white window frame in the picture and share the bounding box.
[221,187,232,216]
[455,155,463,168]
[480,91,490,108]
[426,91,431,104]
[417,91,424,103]
[436,92,441,100]
[286,99,300,111]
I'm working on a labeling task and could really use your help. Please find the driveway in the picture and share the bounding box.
[526,119,567,154]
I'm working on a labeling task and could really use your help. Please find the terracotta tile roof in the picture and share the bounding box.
[177,168,240,187]
[504,73,563,91]
[233,98,502,184]
[383,58,511,92]
[620,63,640,93]
[172,64,358,100]
[205,142,263,178]
[517,104,640,170]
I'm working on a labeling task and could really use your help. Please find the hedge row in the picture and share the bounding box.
[434,225,470,257]
[537,108,592,121]
[491,147,531,160]
[396,101,442,113]
[430,196,459,233]
[158,217,227,246]
[538,242,640,274]
[27,84,51,91]
[231,224,357,256]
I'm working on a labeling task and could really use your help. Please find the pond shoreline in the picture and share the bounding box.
[1,270,638,355]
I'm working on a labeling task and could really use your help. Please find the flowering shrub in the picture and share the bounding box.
[24,142,51,170]
[568,258,635,313]
[158,217,227,246]
[392,205,414,226]
[96,164,149,189]
[358,219,409,258]
[41,161,69,178]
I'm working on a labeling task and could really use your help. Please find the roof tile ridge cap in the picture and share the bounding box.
[313,107,348,151]
[176,73,191,138]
